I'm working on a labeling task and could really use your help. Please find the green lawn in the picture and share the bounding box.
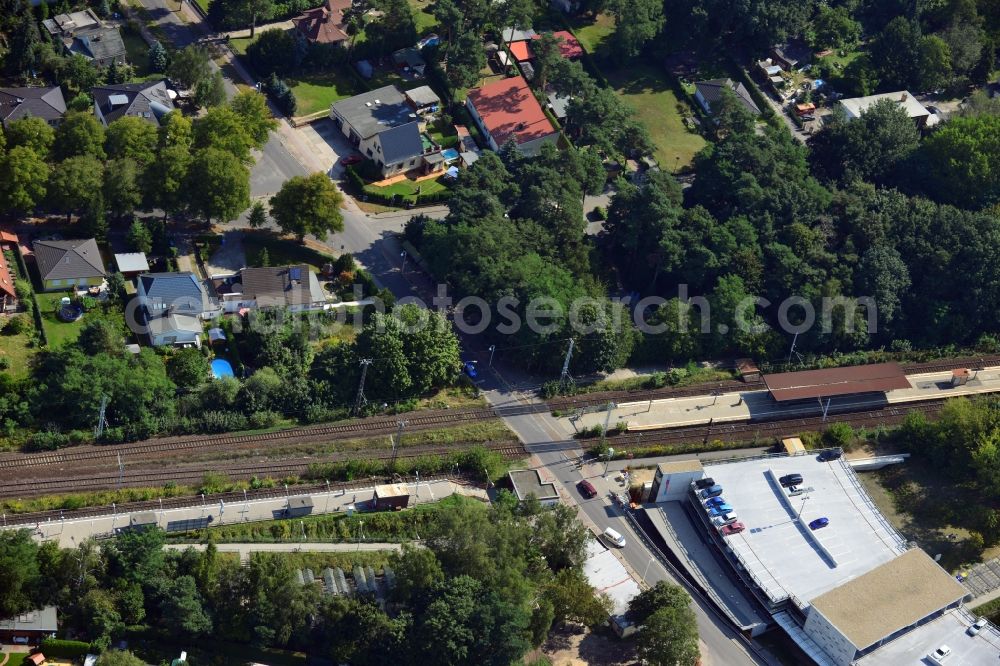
[287,70,362,116]
[243,232,336,270]
[0,330,36,378]
[605,64,706,172]
[408,0,438,34]
[193,0,211,14]
[35,291,85,348]
[230,36,254,55]
[567,13,615,56]
[121,26,153,78]
[817,47,864,74]
[368,176,448,198]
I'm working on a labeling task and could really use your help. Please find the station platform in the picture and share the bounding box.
[565,365,1000,432]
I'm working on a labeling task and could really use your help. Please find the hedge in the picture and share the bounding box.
[41,638,93,658]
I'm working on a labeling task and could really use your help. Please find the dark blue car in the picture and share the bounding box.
[700,485,724,499]
[809,517,830,530]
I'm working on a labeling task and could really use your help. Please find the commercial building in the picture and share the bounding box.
[508,469,560,506]
[465,76,559,155]
[647,452,1000,665]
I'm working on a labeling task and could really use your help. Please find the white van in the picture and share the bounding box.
[602,527,626,548]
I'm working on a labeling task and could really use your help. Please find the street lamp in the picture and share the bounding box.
[603,447,616,478]
[642,555,655,583]
[797,496,809,519]
[488,345,496,367]
[325,480,331,513]
[400,250,407,274]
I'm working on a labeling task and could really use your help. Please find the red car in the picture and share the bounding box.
[340,154,363,166]
[720,521,746,536]
[577,479,597,499]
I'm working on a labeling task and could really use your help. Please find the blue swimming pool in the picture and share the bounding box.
[211,359,234,379]
[441,148,460,162]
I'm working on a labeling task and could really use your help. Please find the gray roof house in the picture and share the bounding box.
[0,86,67,127]
[219,265,327,313]
[93,80,175,127]
[137,272,217,347]
[44,9,125,68]
[0,607,58,642]
[33,238,107,290]
[694,78,761,116]
[330,85,429,177]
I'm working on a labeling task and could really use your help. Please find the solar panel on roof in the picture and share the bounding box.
[289,267,301,281]
[108,94,129,107]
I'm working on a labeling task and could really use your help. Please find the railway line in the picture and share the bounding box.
[0,441,525,499]
[0,354,993,476]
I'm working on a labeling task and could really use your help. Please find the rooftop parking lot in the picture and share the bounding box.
[703,455,908,605]
[855,608,1000,665]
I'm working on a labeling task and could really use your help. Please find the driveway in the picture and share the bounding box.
[205,231,247,276]
[296,119,358,178]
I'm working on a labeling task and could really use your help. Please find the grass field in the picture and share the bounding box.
[368,176,448,199]
[34,292,84,348]
[568,13,615,56]
[243,232,336,269]
[192,0,211,14]
[229,36,254,55]
[287,70,361,116]
[605,64,706,171]
[408,0,438,34]
[121,26,154,79]
[0,329,36,378]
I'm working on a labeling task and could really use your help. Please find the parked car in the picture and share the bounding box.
[779,473,803,487]
[705,496,728,507]
[340,154,363,166]
[577,479,597,499]
[700,485,724,499]
[928,645,951,664]
[720,521,746,536]
[817,450,843,462]
[463,361,478,378]
[694,477,716,490]
[712,513,739,526]
[602,527,626,548]
[968,618,988,636]
[808,517,830,530]
[709,504,734,517]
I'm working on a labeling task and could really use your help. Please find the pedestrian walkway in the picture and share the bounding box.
[565,366,1000,432]
[222,20,294,39]
[20,479,487,547]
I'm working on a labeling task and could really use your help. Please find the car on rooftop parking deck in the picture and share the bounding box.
[817,450,843,462]
[779,473,803,487]
[720,521,746,536]
[700,485,723,499]
[968,618,988,636]
[705,496,728,507]
[808,517,830,530]
[928,645,951,664]
[709,504,734,517]
[694,477,716,490]
[713,513,739,526]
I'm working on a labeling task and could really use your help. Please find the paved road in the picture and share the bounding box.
[135,0,307,197]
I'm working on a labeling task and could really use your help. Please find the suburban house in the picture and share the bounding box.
[137,272,217,347]
[330,85,434,177]
[215,265,327,313]
[113,252,150,278]
[836,91,939,128]
[466,75,559,155]
[92,80,175,127]
[502,27,538,43]
[33,238,107,292]
[694,78,761,116]
[0,607,58,644]
[43,9,126,68]
[0,86,67,128]
[0,231,20,313]
[392,47,426,77]
[769,42,811,71]
[293,0,351,45]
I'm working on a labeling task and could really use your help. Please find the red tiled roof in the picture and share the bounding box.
[0,230,18,244]
[509,40,532,62]
[532,31,584,59]
[0,244,15,299]
[467,76,557,146]
[293,0,350,44]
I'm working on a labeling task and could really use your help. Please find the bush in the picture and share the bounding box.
[822,422,855,451]
[41,638,92,658]
[263,73,297,116]
[5,314,29,335]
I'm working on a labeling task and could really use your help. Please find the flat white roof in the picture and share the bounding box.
[114,252,149,273]
[855,608,1000,665]
[703,455,907,605]
[838,90,936,124]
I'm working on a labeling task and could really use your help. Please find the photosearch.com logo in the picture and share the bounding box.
[122,283,880,338]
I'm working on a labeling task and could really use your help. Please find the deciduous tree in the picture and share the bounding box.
[106,116,158,164]
[4,116,56,157]
[47,154,104,222]
[268,172,344,240]
[54,111,106,160]
[186,147,251,223]
[230,90,277,149]
[0,146,50,213]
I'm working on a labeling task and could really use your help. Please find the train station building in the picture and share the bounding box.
[644,452,1000,665]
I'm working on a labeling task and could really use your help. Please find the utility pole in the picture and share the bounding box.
[94,395,109,439]
[116,453,124,490]
[560,339,575,385]
[601,401,616,446]
[353,358,373,415]
[391,420,407,469]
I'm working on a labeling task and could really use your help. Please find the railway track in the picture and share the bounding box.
[0,354,994,474]
[0,441,526,499]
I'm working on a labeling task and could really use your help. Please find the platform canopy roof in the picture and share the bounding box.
[762,362,910,402]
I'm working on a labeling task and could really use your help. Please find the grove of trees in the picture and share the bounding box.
[0,492,612,664]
